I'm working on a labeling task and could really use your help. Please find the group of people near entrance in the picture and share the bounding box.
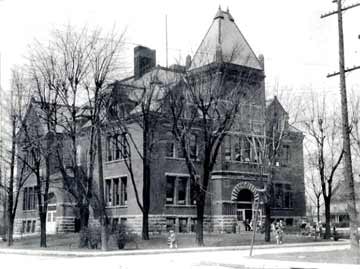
[243,219,263,232]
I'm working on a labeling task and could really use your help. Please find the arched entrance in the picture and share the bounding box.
[236,189,253,221]
[46,192,57,234]
[231,182,260,223]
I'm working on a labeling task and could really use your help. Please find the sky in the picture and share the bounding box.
[0,0,359,101]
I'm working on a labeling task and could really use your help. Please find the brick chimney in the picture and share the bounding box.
[134,46,156,79]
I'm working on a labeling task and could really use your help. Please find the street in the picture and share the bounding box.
[0,243,354,269]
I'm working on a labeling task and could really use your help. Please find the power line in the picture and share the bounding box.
[321,1,360,78]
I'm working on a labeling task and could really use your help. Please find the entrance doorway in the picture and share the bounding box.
[47,211,56,234]
[46,192,57,234]
[236,189,253,222]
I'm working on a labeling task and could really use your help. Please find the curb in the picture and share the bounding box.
[0,240,349,258]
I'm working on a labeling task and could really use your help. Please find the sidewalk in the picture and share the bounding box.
[0,239,349,257]
[242,242,358,269]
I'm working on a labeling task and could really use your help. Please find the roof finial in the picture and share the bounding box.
[214,6,224,20]
[226,6,229,13]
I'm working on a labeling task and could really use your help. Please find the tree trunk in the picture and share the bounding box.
[7,216,14,246]
[195,193,205,246]
[264,168,274,242]
[264,202,271,242]
[142,161,150,240]
[7,114,16,246]
[96,121,108,251]
[317,196,320,223]
[39,212,47,248]
[78,204,90,248]
[142,209,149,240]
[324,199,331,239]
[142,118,150,240]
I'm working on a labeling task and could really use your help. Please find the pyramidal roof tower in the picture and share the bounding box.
[190,7,262,71]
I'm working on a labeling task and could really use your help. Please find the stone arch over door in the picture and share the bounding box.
[231,182,259,202]
[231,182,260,223]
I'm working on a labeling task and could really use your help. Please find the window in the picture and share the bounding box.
[252,122,264,135]
[253,139,262,163]
[275,183,283,208]
[177,177,188,205]
[113,178,120,206]
[282,145,290,164]
[76,145,82,166]
[166,218,176,232]
[105,179,112,205]
[190,218,197,232]
[166,175,196,206]
[26,220,32,233]
[106,177,127,206]
[166,176,176,204]
[224,135,232,161]
[252,105,263,121]
[27,187,32,210]
[21,221,26,234]
[23,187,36,211]
[111,218,119,232]
[166,141,175,158]
[284,184,293,208]
[286,218,293,226]
[243,138,251,162]
[120,218,127,225]
[272,183,293,209]
[177,143,185,159]
[234,137,242,161]
[23,188,27,210]
[120,177,127,205]
[189,134,198,159]
[106,133,128,162]
[179,218,188,233]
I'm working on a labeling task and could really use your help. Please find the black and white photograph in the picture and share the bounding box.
[0,0,359,268]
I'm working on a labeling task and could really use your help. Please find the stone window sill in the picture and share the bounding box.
[165,204,196,208]
[105,159,127,164]
[105,205,128,209]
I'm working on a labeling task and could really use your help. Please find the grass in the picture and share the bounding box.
[256,249,360,265]
[0,231,328,251]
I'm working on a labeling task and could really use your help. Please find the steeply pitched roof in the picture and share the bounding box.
[118,66,183,114]
[190,7,262,71]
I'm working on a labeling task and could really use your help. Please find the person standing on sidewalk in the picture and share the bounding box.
[168,230,178,248]
[275,221,284,244]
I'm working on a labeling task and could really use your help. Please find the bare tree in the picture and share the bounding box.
[26,47,60,247]
[106,69,167,240]
[305,173,322,223]
[0,69,32,245]
[259,86,305,242]
[302,94,343,238]
[43,26,95,248]
[82,28,126,250]
[166,64,259,246]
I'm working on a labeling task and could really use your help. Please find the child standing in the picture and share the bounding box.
[275,221,283,245]
[168,230,178,249]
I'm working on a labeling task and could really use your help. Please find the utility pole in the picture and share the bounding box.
[321,0,360,251]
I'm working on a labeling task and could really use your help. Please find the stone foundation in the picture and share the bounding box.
[57,216,76,233]
[211,215,237,233]
[14,214,303,235]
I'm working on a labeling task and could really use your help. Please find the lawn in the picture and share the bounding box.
[0,231,327,251]
[256,249,360,265]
